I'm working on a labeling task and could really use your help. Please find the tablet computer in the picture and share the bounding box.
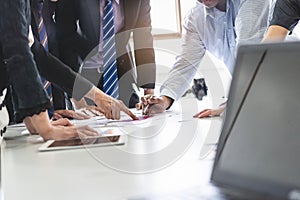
[38,134,127,152]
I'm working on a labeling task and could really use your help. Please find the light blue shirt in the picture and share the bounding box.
[83,0,122,72]
[160,0,272,101]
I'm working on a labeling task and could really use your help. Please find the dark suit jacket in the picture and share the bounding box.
[55,0,156,107]
[30,0,94,108]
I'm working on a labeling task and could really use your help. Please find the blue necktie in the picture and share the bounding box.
[37,1,54,117]
[103,0,119,99]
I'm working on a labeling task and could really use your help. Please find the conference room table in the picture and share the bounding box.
[0,95,224,200]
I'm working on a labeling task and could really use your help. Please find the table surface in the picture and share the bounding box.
[1,96,224,200]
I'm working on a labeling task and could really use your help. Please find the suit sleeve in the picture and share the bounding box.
[31,38,94,100]
[55,0,92,72]
[132,0,156,89]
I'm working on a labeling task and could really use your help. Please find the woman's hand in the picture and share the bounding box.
[24,111,98,141]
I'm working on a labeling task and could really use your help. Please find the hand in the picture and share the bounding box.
[144,88,154,96]
[76,107,103,117]
[71,98,103,117]
[85,86,138,120]
[136,95,173,115]
[193,105,226,118]
[52,109,91,120]
[23,111,98,141]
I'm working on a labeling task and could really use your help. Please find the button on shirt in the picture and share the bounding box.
[83,0,123,72]
[160,0,272,101]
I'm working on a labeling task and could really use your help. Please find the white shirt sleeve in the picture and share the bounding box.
[160,8,206,101]
[235,0,272,45]
[28,26,34,47]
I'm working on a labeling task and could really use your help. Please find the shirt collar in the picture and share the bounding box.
[114,0,119,5]
[202,0,230,19]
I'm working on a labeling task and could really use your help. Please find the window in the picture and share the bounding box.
[150,0,181,37]
[150,0,196,38]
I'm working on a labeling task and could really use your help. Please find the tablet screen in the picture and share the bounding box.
[49,135,120,148]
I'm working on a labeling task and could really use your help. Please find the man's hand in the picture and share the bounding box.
[52,109,91,120]
[71,98,103,117]
[24,111,98,141]
[193,104,226,118]
[144,88,154,95]
[85,86,138,120]
[136,95,173,115]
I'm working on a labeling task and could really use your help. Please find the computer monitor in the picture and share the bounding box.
[211,42,300,199]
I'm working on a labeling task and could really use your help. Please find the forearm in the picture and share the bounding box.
[134,0,156,89]
[31,40,94,100]
[0,0,50,122]
[263,25,288,42]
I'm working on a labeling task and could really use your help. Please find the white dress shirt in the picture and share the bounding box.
[83,0,122,72]
[160,0,272,101]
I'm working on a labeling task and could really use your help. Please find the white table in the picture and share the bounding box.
[1,96,223,200]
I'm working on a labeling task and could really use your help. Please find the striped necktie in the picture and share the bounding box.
[102,0,119,99]
[37,1,54,117]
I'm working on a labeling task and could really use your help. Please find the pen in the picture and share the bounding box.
[142,104,149,115]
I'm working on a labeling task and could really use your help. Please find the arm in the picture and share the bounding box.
[263,0,300,42]
[0,0,50,122]
[263,25,289,42]
[138,7,206,114]
[160,7,206,105]
[0,0,98,140]
[55,0,92,71]
[30,38,94,100]
[132,0,156,93]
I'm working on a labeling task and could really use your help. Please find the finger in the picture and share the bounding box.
[104,111,112,120]
[141,94,152,103]
[51,118,73,126]
[90,109,103,116]
[147,97,160,104]
[86,108,99,116]
[52,113,63,121]
[76,111,91,119]
[119,102,138,120]
[194,110,212,118]
[192,109,210,118]
[77,126,98,137]
[135,102,142,110]
[71,112,85,120]
[93,105,106,116]
[79,109,95,117]
[114,102,121,120]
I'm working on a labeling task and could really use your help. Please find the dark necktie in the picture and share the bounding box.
[37,1,54,116]
[102,0,119,99]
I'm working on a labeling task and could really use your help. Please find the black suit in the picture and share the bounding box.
[30,0,94,105]
[56,0,156,107]
[31,0,67,110]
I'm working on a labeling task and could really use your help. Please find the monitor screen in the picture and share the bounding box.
[212,42,300,199]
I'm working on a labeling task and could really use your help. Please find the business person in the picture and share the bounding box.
[0,0,98,140]
[263,0,300,42]
[30,0,138,120]
[55,0,156,108]
[139,0,272,117]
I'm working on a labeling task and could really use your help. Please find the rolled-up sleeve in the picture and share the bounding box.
[160,9,206,101]
[270,0,300,33]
